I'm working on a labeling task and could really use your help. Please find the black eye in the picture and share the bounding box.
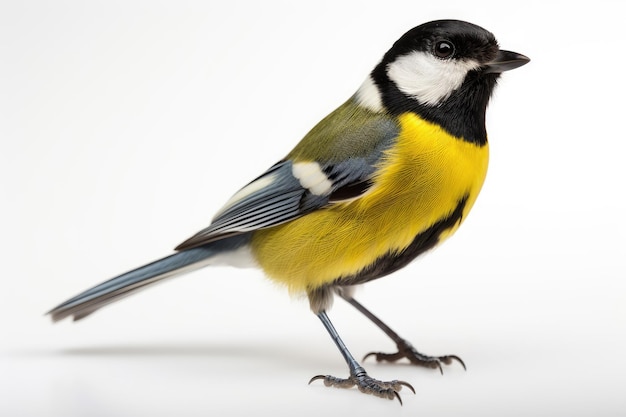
[434,40,455,59]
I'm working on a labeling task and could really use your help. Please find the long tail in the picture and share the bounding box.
[48,236,249,322]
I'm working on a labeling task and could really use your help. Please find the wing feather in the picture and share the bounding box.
[175,161,307,249]
[175,101,400,251]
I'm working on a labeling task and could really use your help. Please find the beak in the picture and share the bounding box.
[484,50,530,73]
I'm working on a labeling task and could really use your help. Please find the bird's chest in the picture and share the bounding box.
[251,113,488,291]
[359,113,490,247]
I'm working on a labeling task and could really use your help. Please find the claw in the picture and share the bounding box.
[433,354,466,372]
[308,372,413,405]
[444,355,467,371]
[361,341,466,374]
[308,375,326,385]
[397,380,416,394]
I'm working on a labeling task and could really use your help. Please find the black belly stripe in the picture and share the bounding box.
[331,194,469,287]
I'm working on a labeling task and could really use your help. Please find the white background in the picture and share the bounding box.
[2,1,625,416]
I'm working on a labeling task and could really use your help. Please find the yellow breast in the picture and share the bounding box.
[251,112,489,293]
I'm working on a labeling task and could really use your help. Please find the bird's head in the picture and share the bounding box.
[356,20,529,144]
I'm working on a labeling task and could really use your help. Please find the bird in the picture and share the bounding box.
[48,19,529,404]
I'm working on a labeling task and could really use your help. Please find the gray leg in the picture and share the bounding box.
[340,293,466,374]
[309,310,415,404]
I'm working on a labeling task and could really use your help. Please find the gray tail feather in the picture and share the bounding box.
[48,245,223,322]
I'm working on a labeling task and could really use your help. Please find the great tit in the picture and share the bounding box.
[49,20,529,403]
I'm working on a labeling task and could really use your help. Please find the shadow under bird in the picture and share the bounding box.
[49,20,529,404]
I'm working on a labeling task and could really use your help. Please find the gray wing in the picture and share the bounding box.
[175,99,400,251]
[175,157,381,251]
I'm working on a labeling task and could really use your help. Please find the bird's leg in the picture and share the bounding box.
[309,310,415,404]
[339,293,466,374]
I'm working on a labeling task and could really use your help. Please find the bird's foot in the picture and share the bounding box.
[309,369,415,405]
[363,339,466,374]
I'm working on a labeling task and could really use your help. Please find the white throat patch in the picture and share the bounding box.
[387,51,480,106]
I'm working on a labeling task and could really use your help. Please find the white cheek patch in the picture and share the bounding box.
[387,51,480,106]
[355,75,384,112]
[292,161,332,195]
